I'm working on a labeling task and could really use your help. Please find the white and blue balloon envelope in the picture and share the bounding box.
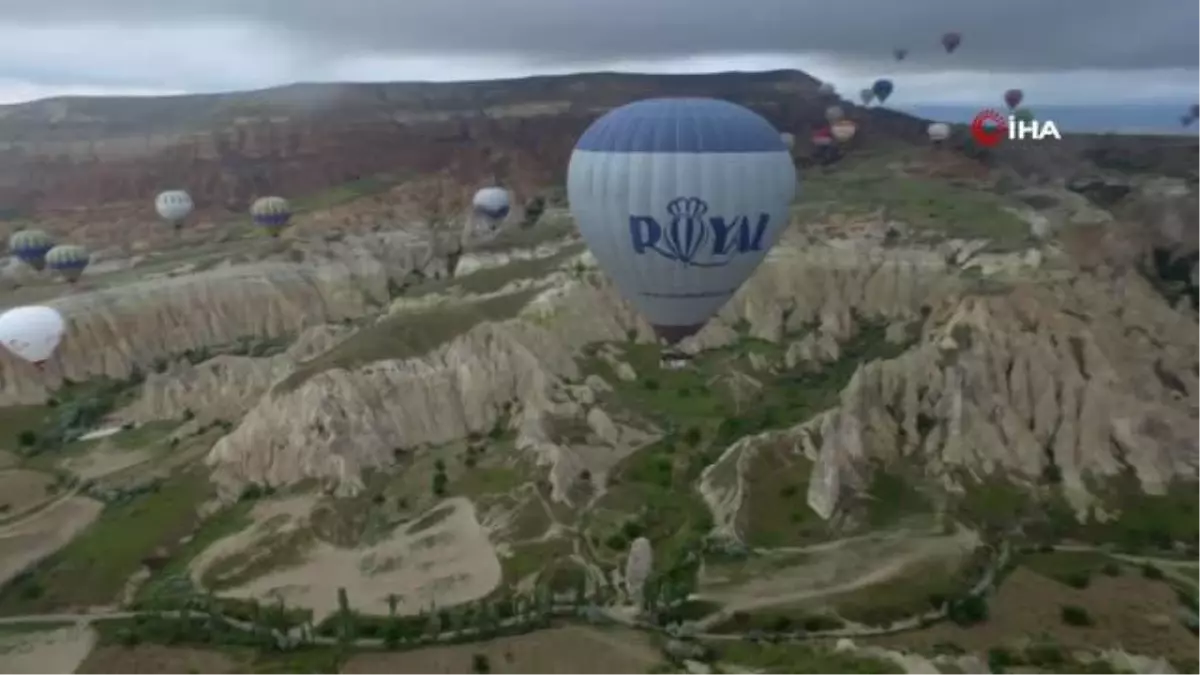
[567,98,796,343]
[473,187,511,222]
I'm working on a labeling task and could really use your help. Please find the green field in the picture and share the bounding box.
[794,151,1030,250]
[0,470,213,614]
[276,287,541,394]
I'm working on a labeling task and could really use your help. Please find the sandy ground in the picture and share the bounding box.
[868,566,1199,664]
[0,625,96,674]
[61,446,154,482]
[342,625,663,674]
[191,495,502,621]
[697,526,978,618]
[76,644,243,674]
[0,451,16,470]
[0,469,56,516]
[0,496,105,587]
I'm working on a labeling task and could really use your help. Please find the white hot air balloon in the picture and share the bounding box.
[472,187,512,232]
[780,132,796,150]
[0,305,65,368]
[568,98,796,345]
[927,122,952,143]
[831,120,858,143]
[155,190,194,229]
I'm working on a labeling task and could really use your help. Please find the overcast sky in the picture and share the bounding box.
[1,0,1196,106]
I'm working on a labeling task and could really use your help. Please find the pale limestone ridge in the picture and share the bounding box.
[0,230,446,407]
[204,244,963,500]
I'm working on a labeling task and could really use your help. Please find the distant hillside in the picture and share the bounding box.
[900,103,1200,136]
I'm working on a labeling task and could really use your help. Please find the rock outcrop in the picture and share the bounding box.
[0,230,446,406]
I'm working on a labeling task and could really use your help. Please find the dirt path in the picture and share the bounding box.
[0,624,97,674]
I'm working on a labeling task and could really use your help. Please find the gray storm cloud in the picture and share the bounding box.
[4,0,1198,72]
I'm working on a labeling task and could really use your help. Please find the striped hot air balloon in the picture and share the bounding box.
[8,229,54,271]
[45,244,90,283]
[250,196,292,237]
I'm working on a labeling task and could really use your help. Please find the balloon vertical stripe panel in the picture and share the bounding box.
[568,98,795,340]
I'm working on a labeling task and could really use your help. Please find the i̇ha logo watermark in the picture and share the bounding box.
[970,109,1062,147]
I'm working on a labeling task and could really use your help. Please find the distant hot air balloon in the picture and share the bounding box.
[780,132,796,150]
[817,82,836,96]
[927,122,951,142]
[872,79,894,104]
[1003,89,1024,110]
[831,120,858,143]
[250,196,292,237]
[824,105,845,123]
[0,305,65,369]
[859,89,875,106]
[472,187,512,232]
[566,98,796,346]
[155,190,193,230]
[941,32,962,53]
[1013,108,1035,124]
[893,48,908,61]
[7,229,54,271]
[1189,104,1199,119]
[1181,115,1194,127]
[811,128,834,147]
[45,244,89,284]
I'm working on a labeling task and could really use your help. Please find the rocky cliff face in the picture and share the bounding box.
[3,70,1194,251]
[0,230,448,406]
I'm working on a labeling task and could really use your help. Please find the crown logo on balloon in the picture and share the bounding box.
[662,197,711,265]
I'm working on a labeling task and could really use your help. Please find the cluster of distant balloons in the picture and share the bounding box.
[1,176,515,368]
[3,32,1195,371]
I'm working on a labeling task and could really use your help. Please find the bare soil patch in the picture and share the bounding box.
[193,496,502,621]
[0,469,57,516]
[0,625,96,674]
[76,644,242,674]
[342,625,663,674]
[698,525,977,621]
[0,496,104,590]
[869,566,1197,663]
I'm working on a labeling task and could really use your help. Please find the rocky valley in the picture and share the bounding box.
[0,70,1196,675]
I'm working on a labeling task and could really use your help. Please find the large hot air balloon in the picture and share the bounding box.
[45,244,89,283]
[927,122,951,142]
[893,48,908,61]
[250,196,292,237]
[859,89,875,106]
[7,229,54,271]
[941,32,962,53]
[824,105,845,123]
[780,132,796,150]
[472,187,511,232]
[0,305,65,368]
[831,120,858,143]
[817,82,836,96]
[872,79,894,104]
[566,98,796,345]
[1003,89,1024,110]
[155,190,193,230]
